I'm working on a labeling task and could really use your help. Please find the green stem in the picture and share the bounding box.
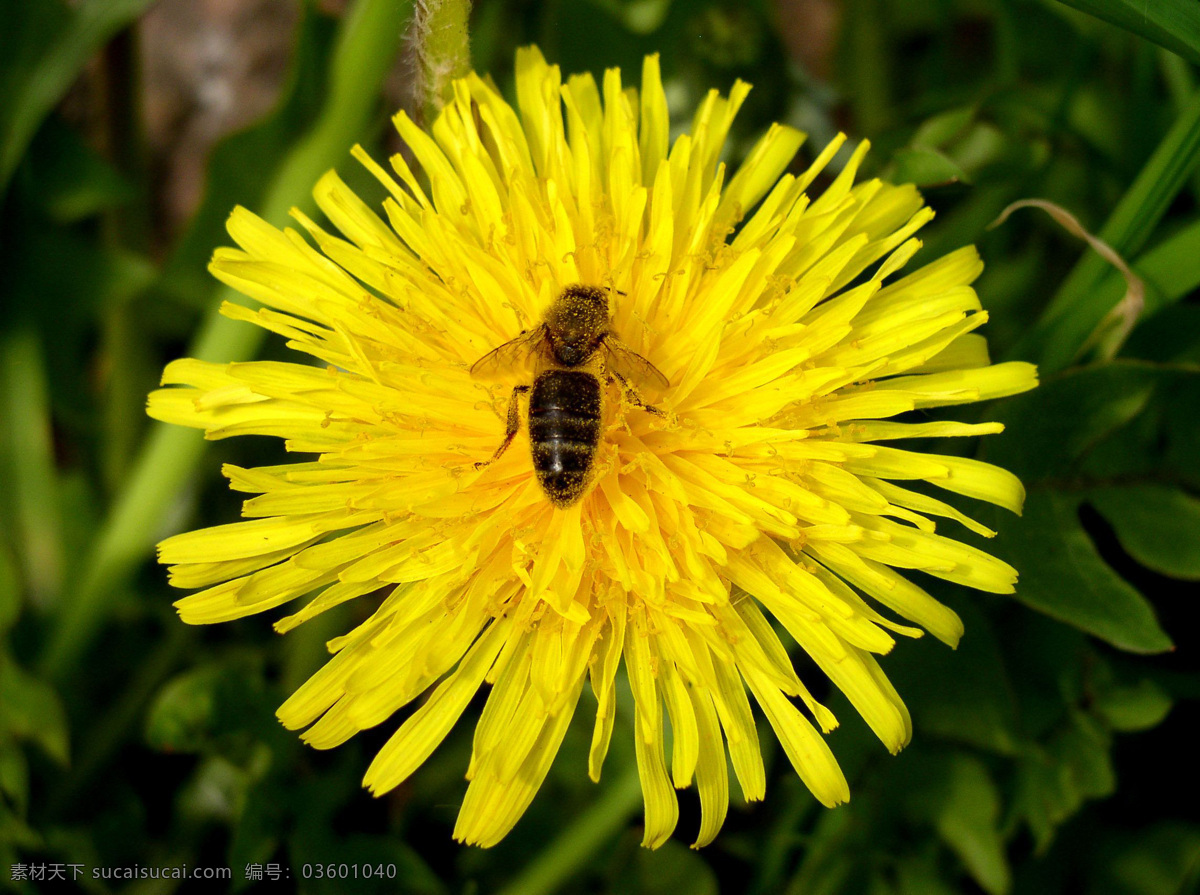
[100,301,154,494]
[495,762,643,895]
[412,0,473,124]
[98,26,153,490]
[1,330,64,606]
[39,0,415,682]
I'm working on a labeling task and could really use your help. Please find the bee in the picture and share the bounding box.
[470,284,670,507]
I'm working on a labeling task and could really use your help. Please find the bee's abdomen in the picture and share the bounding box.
[529,370,602,507]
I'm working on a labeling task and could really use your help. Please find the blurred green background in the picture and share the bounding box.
[2,0,1199,892]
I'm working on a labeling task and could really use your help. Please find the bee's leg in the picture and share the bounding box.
[610,371,666,417]
[475,385,530,469]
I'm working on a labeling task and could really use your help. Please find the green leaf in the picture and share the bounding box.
[0,745,29,817]
[1,207,156,498]
[1053,0,1200,67]
[931,755,1010,895]
[1058,712,1117,799]
[1013,711,1116,851]
[0,809,41,854]
[1087,485,1200,580]
[784,809,868,895]
[901,752,1010,894]
[176,755,257,825]
[1070,369,1200,491]
[894,855,961,895]
[1092,678,1174,732]
[841,0,893,136]
[0,655,70,764]
[888,603,1021,755]
[285,753,449,895]
[1125,304,1200,363]
[584,0,674,35]
[984,362,1162,482]
[144,662,277,754]
[889,147,970,187]
[994,490,1173,653]
[228,772,286,883]
[991,347,1187,652]
[912,106,976,149]
[0,0,157,196]
[1,197,156,335]
[1093,822,1200,895]
[144,666,220,754]
[22,116,134,222]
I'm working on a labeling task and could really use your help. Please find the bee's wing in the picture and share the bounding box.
[601,334,670,390]
[469,325,548,380]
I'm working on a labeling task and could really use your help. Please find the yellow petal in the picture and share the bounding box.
[364,617,510,794]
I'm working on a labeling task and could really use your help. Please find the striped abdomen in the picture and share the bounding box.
[528,370,602,507]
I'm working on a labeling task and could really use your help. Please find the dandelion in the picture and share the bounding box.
[148,47,1038,848]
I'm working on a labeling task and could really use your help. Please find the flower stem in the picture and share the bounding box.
[412,0,472,125]
[39,0,415,682]
[495,761,643,895]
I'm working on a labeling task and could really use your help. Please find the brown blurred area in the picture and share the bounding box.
[141,0,300,237]
[60,0,353,248]
[129,0,412,246]
[776,0,840,80]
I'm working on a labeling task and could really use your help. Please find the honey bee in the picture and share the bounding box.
[470,284,670,507]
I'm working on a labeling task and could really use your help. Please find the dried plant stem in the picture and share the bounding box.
[991,199,1146,362]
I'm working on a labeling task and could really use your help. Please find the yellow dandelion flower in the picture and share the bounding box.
[148,47,1038,849]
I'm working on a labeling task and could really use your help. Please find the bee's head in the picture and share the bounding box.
[545,284,610,366]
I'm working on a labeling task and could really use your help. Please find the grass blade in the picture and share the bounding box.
[1,331,64,605]
[1053,0,1200,66]
[0,0,157,197]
